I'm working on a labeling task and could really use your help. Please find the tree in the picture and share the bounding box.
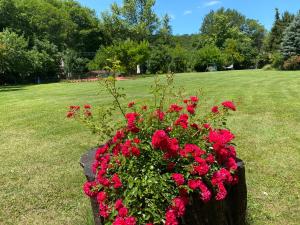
[223,39,244,67]
[16,0,74,49]
[0,29,31,84]
[268,8,294,52]
[147,46,172,74]
[28,38,61,82]
[89,39,150,75]
[0,0,18,31]
[63,0,103,54]
[155,14,173,45]
[199,8,265,68]
[281,13,300,58]
[200,8,246,48]
[101,0,159,43]
[193,44,224,72]
[169,45,189,73]
[62,49,88,79]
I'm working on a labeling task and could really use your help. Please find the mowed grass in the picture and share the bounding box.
[0,70,299,225]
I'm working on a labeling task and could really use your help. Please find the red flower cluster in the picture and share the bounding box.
[174,114,189,129]
[222,101,236,111]
[66,104,92,118]
[78,96,239,225]
[125,113,140,133]
[152,130,179,159]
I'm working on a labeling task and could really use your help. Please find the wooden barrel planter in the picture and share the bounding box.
[80,148,247,225]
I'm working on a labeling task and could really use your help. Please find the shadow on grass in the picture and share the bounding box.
[0,86,26,92]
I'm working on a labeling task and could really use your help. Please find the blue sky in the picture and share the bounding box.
[78,0,300,35]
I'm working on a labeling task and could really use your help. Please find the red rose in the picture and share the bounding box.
[193,163,210,176]
[99,203,110,218]
[211,106,219,113]
[188,179,200,190]
[111,173,122,189]
[115,199,124,210]
[125,113,140,133]
[84,104,91,109]
[169,104,183,112]
[66,111,74,118]
[97,176,110,187]
[125,217,136,225]
[131,146,141,157]
[128,101,135,108]
[118,207,128,217]
[187,104,195,115]
[222,101,236,111]
[97,191,107,203]
[155,109,165,121]
[215,182,227,200]
[226,157,238,171]
[175,114,189,129]
[83,181,98,197]
[203,123,211,130]
[198,181,212,202]
[113,130,125,143]
[190,96,199,103]
[133,138,140,144]
[152,130,169,150]
[171,173,185,186]
[172,197,186,217]
[165,209,178,225]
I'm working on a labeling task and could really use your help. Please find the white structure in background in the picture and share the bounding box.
[137,65,141,74]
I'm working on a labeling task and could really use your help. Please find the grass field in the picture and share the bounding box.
[0,70,299,225]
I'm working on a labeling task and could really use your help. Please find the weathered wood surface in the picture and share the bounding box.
[80,149,247,225]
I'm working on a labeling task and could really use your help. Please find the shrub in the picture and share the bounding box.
[67,74,240,225]
[262,64,274,71]
[147,46,172,74]
[168,45,190,73]
[283,55,300,70]
[271,52,284,70]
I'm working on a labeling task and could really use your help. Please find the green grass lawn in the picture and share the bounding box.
[0,70,299,225]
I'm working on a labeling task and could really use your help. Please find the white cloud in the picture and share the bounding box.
[183,10,192,15]
[203,1,221,7]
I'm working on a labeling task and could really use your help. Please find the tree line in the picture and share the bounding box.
[0,0,299,84]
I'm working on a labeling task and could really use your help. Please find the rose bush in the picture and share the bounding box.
[67,74,239,225]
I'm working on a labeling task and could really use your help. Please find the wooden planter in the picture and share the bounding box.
[80,149,247,225]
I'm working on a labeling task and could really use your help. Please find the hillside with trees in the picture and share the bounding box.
[0,0,299,84]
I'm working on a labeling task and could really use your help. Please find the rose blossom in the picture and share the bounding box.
[222,101,236,111]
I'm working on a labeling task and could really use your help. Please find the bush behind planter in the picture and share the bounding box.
[80,149,247,225]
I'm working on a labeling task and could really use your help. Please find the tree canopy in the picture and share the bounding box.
[1,0,299,84]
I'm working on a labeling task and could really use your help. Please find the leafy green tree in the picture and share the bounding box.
[63,0,103,54]
[28,39,61,82]
[200,8,246,48]
[169,45,189,73]
[147,46,172,74]
[101,0,159,43]
[268,8,294,52]
[193,44,225,72]
[281,12,300,58]
[16,0,74,49]
[155,14,173,46]
[89,39,150,75]
[0,29,31,83]
[62,49,88,79]
[0,0,18,31]
[223,39,244,67]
